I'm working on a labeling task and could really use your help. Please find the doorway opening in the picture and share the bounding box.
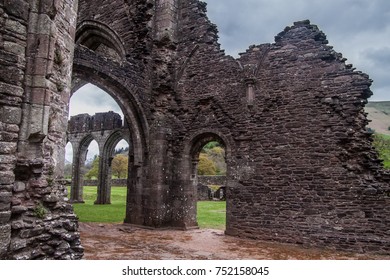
[191,135,228,231]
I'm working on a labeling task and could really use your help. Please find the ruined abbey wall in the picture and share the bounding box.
[67,112,130,204]
[0,0,83,259]
[0,0,389,259]
[170,2,390,253]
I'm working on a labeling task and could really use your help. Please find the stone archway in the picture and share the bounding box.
[68,134,97,203]
[67,111,129,205]
[170,131,233,230]
[96,129,131,205]
[71,16,150,222]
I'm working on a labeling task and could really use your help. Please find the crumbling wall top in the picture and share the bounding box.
[68,111,123,133]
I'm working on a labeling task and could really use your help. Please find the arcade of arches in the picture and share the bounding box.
[67,111,130,205]
[0,0,389,259]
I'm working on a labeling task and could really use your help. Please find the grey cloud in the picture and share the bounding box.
[70,84,123,118]
[364,47,390,70]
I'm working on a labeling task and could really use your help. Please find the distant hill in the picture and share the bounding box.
[365,101,390,135]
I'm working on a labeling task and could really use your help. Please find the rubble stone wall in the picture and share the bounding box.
[1,0,389,259]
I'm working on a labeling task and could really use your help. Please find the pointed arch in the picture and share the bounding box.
[76,20,126,59]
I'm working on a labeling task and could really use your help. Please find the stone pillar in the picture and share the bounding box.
[171,154,198,229]
[143,122,172,227]
[154,0,178,41]
[4,0,83,259]
[95,149,112,205]
[124,156,144,224]
[69,142,85,203]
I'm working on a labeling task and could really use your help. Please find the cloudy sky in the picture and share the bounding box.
[204,0,390,101]
[67,0,389,161]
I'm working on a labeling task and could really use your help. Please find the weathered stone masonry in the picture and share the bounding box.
[0,0,389,259]
[67,111,130,205]
[1,0,82,259]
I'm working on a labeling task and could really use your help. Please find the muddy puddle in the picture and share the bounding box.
[79,223,389,260]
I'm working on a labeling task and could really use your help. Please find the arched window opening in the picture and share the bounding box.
[76,20,126,62]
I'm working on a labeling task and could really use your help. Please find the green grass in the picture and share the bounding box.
[69,186,226,229]
[70,186,126,223]
[197,201,226,230]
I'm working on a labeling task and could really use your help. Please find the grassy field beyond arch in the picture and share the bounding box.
[69,186,226,230]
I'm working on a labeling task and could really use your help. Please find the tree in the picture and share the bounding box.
[208,146,226,175]
[111,154,128,178]
[197,153,217,175]
[84,156,99,179]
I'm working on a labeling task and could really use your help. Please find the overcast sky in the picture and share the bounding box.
[204,0,390,101]
[67,0,389,161]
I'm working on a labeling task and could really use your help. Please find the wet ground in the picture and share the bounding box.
[79,223,389,260]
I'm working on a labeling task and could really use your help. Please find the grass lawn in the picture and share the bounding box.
[70,186,126,223]
[69,186,226,230]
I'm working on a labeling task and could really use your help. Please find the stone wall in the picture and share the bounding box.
[1,0,389,258]
[68,111,123,133]
[0,0,28,258]
[1,0,83,259]
[198,176,226,186]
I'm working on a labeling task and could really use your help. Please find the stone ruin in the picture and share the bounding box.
[0,0,389,259]
[67,111,129,204]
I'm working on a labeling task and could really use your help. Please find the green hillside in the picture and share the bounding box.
[365,101,390,135]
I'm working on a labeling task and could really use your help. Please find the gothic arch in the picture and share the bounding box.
[69,134,99,203]
[71,51,150,223]
[76,20,126,60]
[96,129,131,205]
[71,65,149,166]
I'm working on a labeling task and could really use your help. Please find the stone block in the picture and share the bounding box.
[0,142,17,154]
[0,106,22,125]
[0,131,18,142]
[0,202,10,212]
[0,81,23,97]
[4,41,26,57]
[13,182,26,193]
[0,192,12,203]
[10,238,27,251]
[11,205,28,215]
[4,0,30,21]
[20,226,45,238]
[0,154,14,168]
[5,18,27,35]
[0,211,11,224]
[0,171,15,185]
[0,224,11,257]
[0,65,24,86]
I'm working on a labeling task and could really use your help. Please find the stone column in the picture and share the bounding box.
[69,142,85,203]
[154,0,178,41]
[4,0,83,259]
[143,122,172,227]
[95,148,112,205]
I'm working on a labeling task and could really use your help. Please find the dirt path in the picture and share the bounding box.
[79,223,388,260]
